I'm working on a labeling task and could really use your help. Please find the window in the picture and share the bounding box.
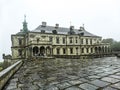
[56,48,60,54]
[18,49,22,56]
[41,30,45,33]
[94,39,96,43]
[80,32,84,36]
[63,37,65,44]
[49,36,53,42]
[69,37,73,43]
[97,40,99,44]
[91,48,93,53]
[52,30,57,34]
[81,48,84,53]
[70,48,73,54]
[56,37,59,44]
[81,39,83,44]
[90,39,92,45]
[86,39,88,44]
[18,38,22,45]
[76,37,78,43]
[37,38,39,43]
[76,47,78,55]
[86,48,89,53]
[41,36,46,38]
[63,48,66,54]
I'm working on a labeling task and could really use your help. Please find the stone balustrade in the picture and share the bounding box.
[0,60,23,90]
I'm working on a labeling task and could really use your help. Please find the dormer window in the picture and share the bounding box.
[41,30,45,33]
[52,30,57,34]
[69,26,75,35]
[79,32,84,36]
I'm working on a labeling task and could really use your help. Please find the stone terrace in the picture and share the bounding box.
[3,57,120,90]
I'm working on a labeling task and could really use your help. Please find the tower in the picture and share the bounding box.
[23,15,28,32]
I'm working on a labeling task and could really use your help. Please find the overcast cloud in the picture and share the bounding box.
[0,0,120,61]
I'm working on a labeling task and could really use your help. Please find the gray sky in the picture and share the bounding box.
[0,0,120,62]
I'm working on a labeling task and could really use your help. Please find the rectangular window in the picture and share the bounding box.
[18,49,22,56]
[18,38,22,45]
[76,47,78,55]
[63,37,65,44]
[49,36,53,42]
[56,37,59,44]
[70,48,73,54]
[76,37,78,43]
[69,37,73,43]
[91,48,93,53]
[37,38,39,43]
[90,39,92,45]
[81,39,83,44]
[81,48,84,53]
[63,48,66,54]
[86,48,89,53]
[86,39,88,44]
[57,48,60,54]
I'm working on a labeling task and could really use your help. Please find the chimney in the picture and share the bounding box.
[42,22,47,27]
[55,23,59,28]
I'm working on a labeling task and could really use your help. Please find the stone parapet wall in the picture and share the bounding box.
[0,60,23,90]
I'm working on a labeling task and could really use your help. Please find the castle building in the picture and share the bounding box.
[11,17,110,60]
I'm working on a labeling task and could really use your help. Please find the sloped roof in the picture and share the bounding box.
[16,31,26,35]
[30,25,100,37]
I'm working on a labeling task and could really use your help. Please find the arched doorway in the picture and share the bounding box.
[33,46,39,56]
[40,46,45,56]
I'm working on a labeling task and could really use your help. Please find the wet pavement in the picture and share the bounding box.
[3,57,120,90]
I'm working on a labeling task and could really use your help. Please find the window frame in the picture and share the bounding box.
[70,48,73,54]
[63,48,66,54]
[81,48,84,53]
[69,37,73,44]
[49,36,53,42]
[56,37,59,44]
[62,37,66,44]
[56,48,60,55]
[18,38,22,45]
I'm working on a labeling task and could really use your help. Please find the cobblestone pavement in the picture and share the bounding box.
[3,57,120,90]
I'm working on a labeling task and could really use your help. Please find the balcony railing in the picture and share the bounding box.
[28,40,52,45]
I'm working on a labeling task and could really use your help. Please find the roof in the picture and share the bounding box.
[31,25,100,37]
[16,30,30,35]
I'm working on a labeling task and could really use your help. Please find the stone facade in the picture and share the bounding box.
[11,17,110,60]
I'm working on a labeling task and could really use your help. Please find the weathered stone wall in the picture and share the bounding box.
[11,35,25,59]
[0,60,23,90]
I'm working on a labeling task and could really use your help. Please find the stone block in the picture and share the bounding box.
[79,83,98,90]
[90,79,110,87]
[101,77,120,83]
